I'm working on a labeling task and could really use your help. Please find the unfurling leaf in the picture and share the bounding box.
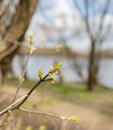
[28,46,36,54]
[44,77,55,83]
[38,70,43,80]
[49,62,62,74]
[27,34,35,44]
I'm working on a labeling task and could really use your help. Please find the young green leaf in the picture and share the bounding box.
[28,46,36,54]
[27,34,35,44]
[38,70,43,80]
[44,77,55,83]
[49,62,62,74]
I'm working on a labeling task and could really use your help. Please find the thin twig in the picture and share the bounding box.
[12,52,30,102]
[19,107,63,120]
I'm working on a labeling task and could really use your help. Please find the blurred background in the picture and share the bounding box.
[1,0,113,130]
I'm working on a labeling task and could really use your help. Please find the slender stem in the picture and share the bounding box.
[12,53,30,102]
[15,74,49,109]
[19,107,63,120]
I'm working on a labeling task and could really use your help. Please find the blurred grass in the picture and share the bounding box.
[22,98,57,109]
[1,79,113,130]
[5,79,112,102]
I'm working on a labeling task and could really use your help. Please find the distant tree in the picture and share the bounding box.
[73,0,113,91]
[0,0,38,84]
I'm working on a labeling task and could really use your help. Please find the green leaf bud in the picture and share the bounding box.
[49,62,62,74]
[44,77,55,83]
[38,70,43,80]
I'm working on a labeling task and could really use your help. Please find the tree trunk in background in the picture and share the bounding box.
[87,40,96,91]
[0,0,38,85]
[93,62,99,85]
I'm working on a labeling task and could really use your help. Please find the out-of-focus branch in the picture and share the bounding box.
[0,7,6,18]
[12,52,30,102]
[84,0,94,42]
[19,107,63,120]
[95,0,110,44]
[0,41,20,60]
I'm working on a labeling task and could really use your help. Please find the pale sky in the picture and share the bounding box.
[26,0,113,52]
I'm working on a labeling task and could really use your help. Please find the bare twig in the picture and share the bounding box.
[12,52,30,102]
[19,107,63,120]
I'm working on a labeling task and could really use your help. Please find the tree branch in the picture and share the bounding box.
[0,72,49,116]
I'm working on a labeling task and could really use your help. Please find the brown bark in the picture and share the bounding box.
[0,0,38,84]
[87,40,95,91]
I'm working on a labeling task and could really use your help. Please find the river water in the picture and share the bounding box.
[12,55,113,89]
